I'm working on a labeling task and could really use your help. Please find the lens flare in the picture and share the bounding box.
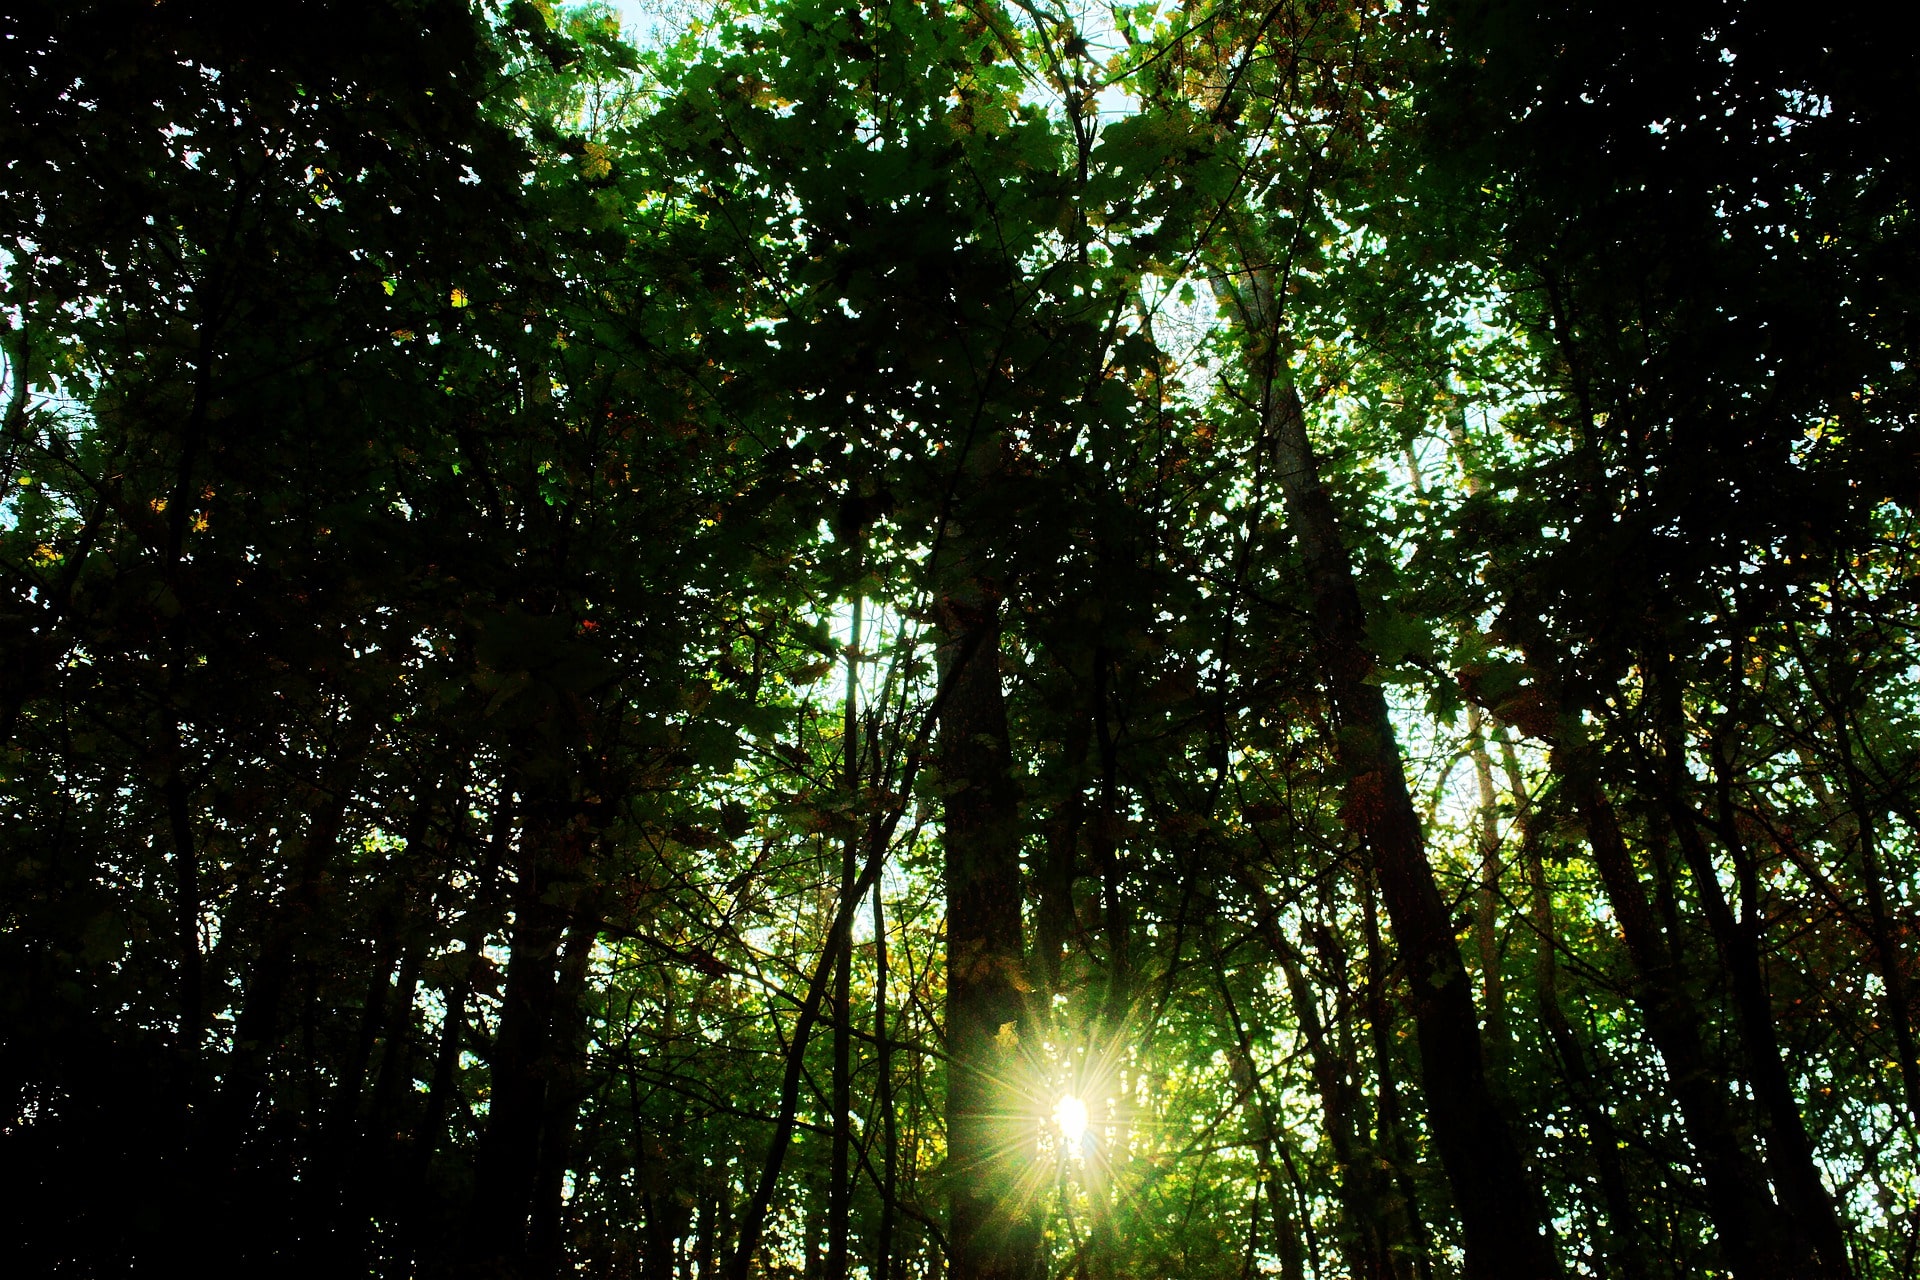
[1053,1094,1089,1144]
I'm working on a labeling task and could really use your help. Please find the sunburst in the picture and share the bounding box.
[946,992,1160,1234]
[1052,1093,1090,1145]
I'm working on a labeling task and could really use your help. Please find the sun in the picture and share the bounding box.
[1053,1094,1089,1144]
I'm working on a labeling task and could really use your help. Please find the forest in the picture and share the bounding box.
[1,0,1914,1276]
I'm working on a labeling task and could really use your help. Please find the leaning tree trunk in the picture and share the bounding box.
[1650,646,1854,1280]
[1251,365,1559,1277]
[1551,738,1811,1279]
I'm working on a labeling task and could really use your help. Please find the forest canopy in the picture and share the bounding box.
[1,1,1915,1277]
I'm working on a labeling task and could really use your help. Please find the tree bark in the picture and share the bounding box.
[1665,794,1853,1279]
[1035,703,1090,997]
[1209,925,1307,1280]
[1554,743,1807,1278]
[828,592,863,1280]
[1786,624,1920,1135]
[1236,878,1397,1280]
[413,790,512,1243]
[936,591,1040,1280]
[1465,706,1509,1066]
[161,745,204,1084]
[468,797,586,1271]
[1360,876,1435,1280]
[217,722,370,1167]
[1647,651,1853,1279]
[1495,729,1648,1280]
[530,908,600,1276]
[1260,376,1559,1278]
[872,877,898,1280]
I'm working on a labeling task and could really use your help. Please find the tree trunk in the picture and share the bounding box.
[1036,703,1091,997]
[1090,657,1130,1037]
[1210,925,1306,1280]
[1664,794,1853,1279]
[1647,652,1853,1279]
[828,593,863,1280]
[1260,375,1558,1278]
[1360,876,1434,1280]
[936,590,1040,1280]
[872,878,898,1280]
[1496,728,1648,1280]
[217,723,370,1172]
[1554,743,1806,1278]
[696,1193,718,1280]
[1285,931,1395,1279]
[1786,623,1920,1134]
[161,743,204,1085]
[1465,706,1509,1066]
[413,790,513,1266]
[1239,883,1396,1280]
[468,797,586,1271]
[530,908,600,1275]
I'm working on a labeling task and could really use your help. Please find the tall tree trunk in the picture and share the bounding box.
[726,694,929,1280]
[1284,927,1395,1279]
[1360,875,1434,1280]
[217,722,370,1172]
[1465,706,1509,1067]
[413,789,513,1259]
[347,912,431,1261]
[161,738,204,1088]
[1786,623,1920,1134]
[468,796,585,1271]
[530,908,600,1276]
[1238,879,1395,1280]
[1495,729,1647,1280]
[1804,752,1920,1133]
[696,1193,718,1280]
[326,790,444,1265]
[872,877,898,1280]
[321,906,400,1270]
[1553,741,1807,1278]
[1647,652,1854,1279]
[1665,793,1853,1278]
[1090,656,1130,1037]
[1209,925,1306,1280]
[828,592,863,1280]
[1036,703,1091,997]
[1257,370,1557,1278]
[936,590,1040,1280]
[158,718,206,1230]
[645,1191,682,1279]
